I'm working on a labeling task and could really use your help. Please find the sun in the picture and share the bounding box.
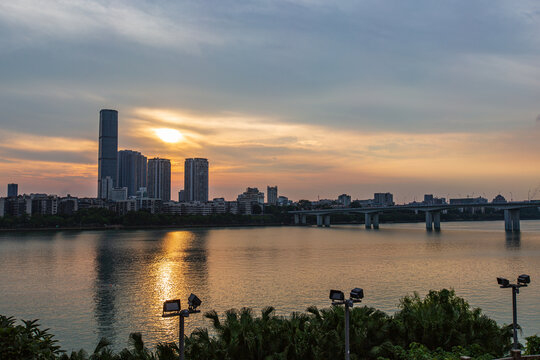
[154,128,183,143]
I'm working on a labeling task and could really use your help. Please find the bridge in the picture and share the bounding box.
[289,201,540,232]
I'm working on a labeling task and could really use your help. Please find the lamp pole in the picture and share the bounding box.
[512,286,518,350]
[497,275,531,351]
[162,294,202,360]
[344,299,351,360]
[179,310,188,360]
[330,288,363,360]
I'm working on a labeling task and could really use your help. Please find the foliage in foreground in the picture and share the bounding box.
[2,289,537,360]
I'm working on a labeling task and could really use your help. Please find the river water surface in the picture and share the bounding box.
[1,221,539,351]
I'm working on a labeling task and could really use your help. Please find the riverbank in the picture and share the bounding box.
[0,221,289,232]
[3,217,540,233]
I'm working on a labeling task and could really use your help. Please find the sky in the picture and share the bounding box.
[1,0,540,202]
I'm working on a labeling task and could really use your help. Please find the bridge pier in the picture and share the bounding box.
[316,214,323,227]
[433,211,441,231]
[324,215,331,227]
[294,214,299,225]
[301,215,307,225]
[504,209,520,232]
[365,213,372,229]
[372,213,380,229]
[425,211,441,231]
[425,211,433,231]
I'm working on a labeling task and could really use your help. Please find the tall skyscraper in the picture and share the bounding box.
[267,186,278,205]
[7,183,18,198]
[98,109,118,199]
[147,158,171,201]
[184,158,209,202]
[118,150,147,196]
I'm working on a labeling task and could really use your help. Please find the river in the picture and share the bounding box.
[1,221,539,351]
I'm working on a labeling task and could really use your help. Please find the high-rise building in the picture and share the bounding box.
[7,183,18,197]
[184,158,209,202]
[98,109,118,198]
[118,150,147,196]
[267,186,278,205]
[148,158,171,201]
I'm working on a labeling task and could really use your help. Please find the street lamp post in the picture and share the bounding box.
[162,293,202,360]
[330,288,364,360]
[497,274,531,350]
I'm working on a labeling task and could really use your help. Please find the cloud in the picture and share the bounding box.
[0,0,223,52]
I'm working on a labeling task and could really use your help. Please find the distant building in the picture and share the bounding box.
[423,194,446,205]
[115,199,137,215]
[58,195,78,215]
[493,194,507,204]
[136,187,147,198]
[30,194,58,215]
[7,183,18,198]
[338,194,351,207]
[277,196,291,206]
[0,196,32,217]
[184,158,209,202]
[98,109,118,198]
[100,176,114,201]
[237,187,265,215]
[449,197,488,205]
[374,193,394,206]
[148,158,171,201]
[138,198,162,214]
[178,190,185,202]
[118,150,147,196]
[449,196,488,214]
[162,198,238,216]
[313,199,333,207]
[110,187,128,201]
[357,199,373,207]
[267,186,278,205]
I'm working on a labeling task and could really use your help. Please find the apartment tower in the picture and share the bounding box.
[118,150,147,196]
[147,158,171,201]
[184,158,209,202]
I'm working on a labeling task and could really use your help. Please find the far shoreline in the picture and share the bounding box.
[1,217,536,233]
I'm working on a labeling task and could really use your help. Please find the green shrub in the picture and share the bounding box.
[0,315,62,360]
[0,289,516,359]
[525,335,540,355]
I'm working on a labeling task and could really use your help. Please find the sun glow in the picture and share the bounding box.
[154,128,183,143]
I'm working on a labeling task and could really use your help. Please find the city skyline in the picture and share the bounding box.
[2,1,540,201]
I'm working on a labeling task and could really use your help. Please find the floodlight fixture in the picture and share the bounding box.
[496,274,532,350]
[330,289,345,302]
[188,293,202,311]
[329,287,364,360]
[162,294,203,360]
[162,299,181,317]
[518,274,530,285]
[350,288,364,300]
